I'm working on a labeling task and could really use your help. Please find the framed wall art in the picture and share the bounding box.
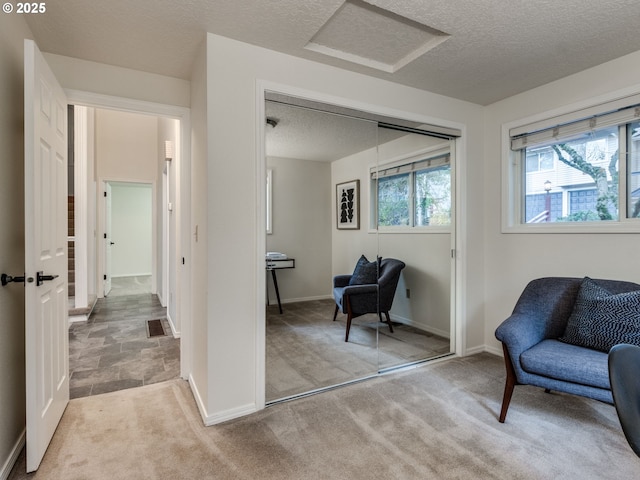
[336,180,360,230]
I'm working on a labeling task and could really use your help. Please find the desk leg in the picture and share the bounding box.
[266,272,270,306]
[271,269,283,314]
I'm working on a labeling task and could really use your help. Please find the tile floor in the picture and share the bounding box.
[69,290,180,398]
[107,274,152,297]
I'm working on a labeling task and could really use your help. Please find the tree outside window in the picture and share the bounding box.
[377,165,451,228]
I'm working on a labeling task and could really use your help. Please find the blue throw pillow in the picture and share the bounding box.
[349,255,379,285]
[559,277,640,352]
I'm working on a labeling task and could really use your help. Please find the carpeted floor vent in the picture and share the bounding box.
[146,319,166,337]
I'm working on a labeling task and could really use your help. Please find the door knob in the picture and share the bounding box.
[1,273,25,286]
[36,271,59,287]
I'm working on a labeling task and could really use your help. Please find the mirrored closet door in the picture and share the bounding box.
[264,93,457,403]
[375,126,456,371]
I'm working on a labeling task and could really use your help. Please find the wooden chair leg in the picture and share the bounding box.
[383,311,394,333]
[499,343,518,423]
[333,304,339,321]
[345,296,352,342]
[345,314,353,342]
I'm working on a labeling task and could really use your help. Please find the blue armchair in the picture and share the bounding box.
[495,277,640,423]
[332,257,405,342]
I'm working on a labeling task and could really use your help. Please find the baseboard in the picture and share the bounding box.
[203,403,258,426]
[68,296,98,325]
[0,430,25,480]
[483,344,503,357]
[278,294,332,304]
[111,273,152,278]
[188,375,257,426]
[166,312,181,338]
[388,313,450,339]
[188,374,209,425]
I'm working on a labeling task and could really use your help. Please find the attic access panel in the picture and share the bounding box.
[305,0,450,73]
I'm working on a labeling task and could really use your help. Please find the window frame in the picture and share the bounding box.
[371,146,452,234]
[502,94,640,234]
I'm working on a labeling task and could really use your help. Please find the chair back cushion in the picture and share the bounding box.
[511,277,640,341]
[378,258,406,311]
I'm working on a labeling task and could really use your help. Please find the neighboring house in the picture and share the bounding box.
[2,10,640,479]
[525,133,620,222]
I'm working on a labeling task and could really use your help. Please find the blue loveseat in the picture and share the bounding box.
[495,276,640,423]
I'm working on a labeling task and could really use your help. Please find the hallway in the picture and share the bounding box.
[68,290,180,398]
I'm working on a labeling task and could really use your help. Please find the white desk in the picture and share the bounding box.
[266,258,295,314]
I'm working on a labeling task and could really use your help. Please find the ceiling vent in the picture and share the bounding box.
[305,0,450,73]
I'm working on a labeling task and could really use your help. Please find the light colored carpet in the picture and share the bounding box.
[266,299,450,401]
[11,353,640,479]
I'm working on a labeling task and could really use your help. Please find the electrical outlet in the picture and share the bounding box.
[406,288,410,298]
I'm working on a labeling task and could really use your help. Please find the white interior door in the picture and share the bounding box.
[24,39,69,473]
[104,182,113,296]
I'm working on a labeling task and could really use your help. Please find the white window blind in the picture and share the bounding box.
[511,97,640,151]
[371,153,450,180]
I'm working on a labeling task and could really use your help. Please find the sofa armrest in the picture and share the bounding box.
[342,284,378,296]
[333,275,352,288]
[495,312,549,360]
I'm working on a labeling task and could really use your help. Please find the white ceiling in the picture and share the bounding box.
[25,0,640,106]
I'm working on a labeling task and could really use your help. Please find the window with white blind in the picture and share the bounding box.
[505,97,640,231]
[372,151,451,230]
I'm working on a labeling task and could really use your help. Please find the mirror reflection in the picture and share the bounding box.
[375,127,454,371]
[264,95,456,403]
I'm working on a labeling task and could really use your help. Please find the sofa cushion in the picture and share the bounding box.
[520,339,610,389]
[349,255,378,285]
[559,277,640,352]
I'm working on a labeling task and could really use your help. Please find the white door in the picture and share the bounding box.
[104,182,113,296]
[24,39,69,473]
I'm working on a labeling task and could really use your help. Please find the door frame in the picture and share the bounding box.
[66,89,192,378]
[255,80,468,409]
[101,179,155,297]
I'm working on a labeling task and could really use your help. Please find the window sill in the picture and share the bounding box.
[502,221,640,234]
[369,226,452,234]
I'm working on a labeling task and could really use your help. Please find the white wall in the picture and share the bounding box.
[157,117,180,330]
[0,13,32,479]
[189,37,209,417]
[110,183,152,277]
[43,53,190,108]
[483,49,640,355]
[95,109,158,182]
[266,157,332,302]
[200,33,484,423]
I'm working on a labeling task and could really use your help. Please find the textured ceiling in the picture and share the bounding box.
[265,101,411,162]
[266,102,377,162]
[25,0,640,105]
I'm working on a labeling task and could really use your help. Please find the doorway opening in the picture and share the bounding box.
[103,181,153,297]
[66,103,189,398]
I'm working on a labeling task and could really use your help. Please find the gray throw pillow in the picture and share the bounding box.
[349,255,378,285]
[559,277,640,352]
